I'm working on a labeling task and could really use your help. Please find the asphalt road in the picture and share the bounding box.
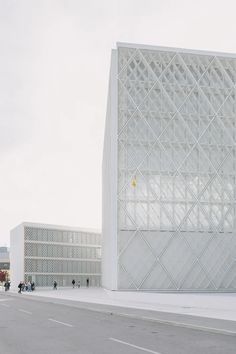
[0,292,235,354]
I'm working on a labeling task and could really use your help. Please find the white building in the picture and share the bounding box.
[0,247,10,273]
[102,42,236,292]
[10,222,101,288]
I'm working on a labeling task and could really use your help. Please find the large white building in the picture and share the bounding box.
[10,222,101,288]
[102,42,236,292]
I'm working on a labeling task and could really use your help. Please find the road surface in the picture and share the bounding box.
[0,292,235,353]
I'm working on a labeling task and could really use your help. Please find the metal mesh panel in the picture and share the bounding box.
[24,259,101,274]
[24,226,101,287]
[25,227,101,245]
[117,46,236,291]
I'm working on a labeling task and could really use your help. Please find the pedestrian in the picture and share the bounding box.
[72,279,75,288]
[77,281,80,288]
[4,282,7,292]
[18,281,23,294]
[86,278,89,287]
[31,282,35,291]
[53,281,57,290]
[7,281,10,291]
[27,281,32,292]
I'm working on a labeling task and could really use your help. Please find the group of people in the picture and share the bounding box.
[18,281,35,293]
[72,279,81,288]
[53,278,90,290]
[16,279,91,292]
[72,278,89,288]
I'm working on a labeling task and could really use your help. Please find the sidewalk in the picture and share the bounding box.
[15,287,236,322]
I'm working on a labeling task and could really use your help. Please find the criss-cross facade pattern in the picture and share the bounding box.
[116,44,236,291]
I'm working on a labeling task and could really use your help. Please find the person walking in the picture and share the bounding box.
[72,279,75,288]
[86,278,89,287]
[53,281,57,290]
[77,280,80,288]
[4,281,10,291]
[18,281,23,294]
[27,281,32,292]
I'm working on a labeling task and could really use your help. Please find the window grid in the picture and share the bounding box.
[24,227,101,287]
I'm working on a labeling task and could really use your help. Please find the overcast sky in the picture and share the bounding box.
[1,0,236,246]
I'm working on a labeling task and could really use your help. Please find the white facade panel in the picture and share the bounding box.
[102,50,118,290]
[103,43,236,291]
[10,224,24,289]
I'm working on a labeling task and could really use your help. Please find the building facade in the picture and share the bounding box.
[103,42,236,291]
[10,222,101,288]
[0,247,10,280]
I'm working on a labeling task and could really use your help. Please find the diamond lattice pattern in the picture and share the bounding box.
[117,46,236,291]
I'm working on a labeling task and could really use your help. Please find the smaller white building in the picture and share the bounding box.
[10,222,101,289]
[0,247,10,274]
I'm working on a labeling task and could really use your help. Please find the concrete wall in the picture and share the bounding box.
[102,49,118,290]
[10,224,24,289]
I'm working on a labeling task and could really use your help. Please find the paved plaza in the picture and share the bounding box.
[5,286,236,322]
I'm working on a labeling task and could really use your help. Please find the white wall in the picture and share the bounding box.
[102,49,118,290]
[10,224,24,289]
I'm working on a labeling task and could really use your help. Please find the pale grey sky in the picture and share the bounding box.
[1,0,236,246]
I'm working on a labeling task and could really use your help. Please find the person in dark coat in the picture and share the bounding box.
[53,281,57,290]
[18,281,23,294]
[72,279,75,288]
[86,278,89,287]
